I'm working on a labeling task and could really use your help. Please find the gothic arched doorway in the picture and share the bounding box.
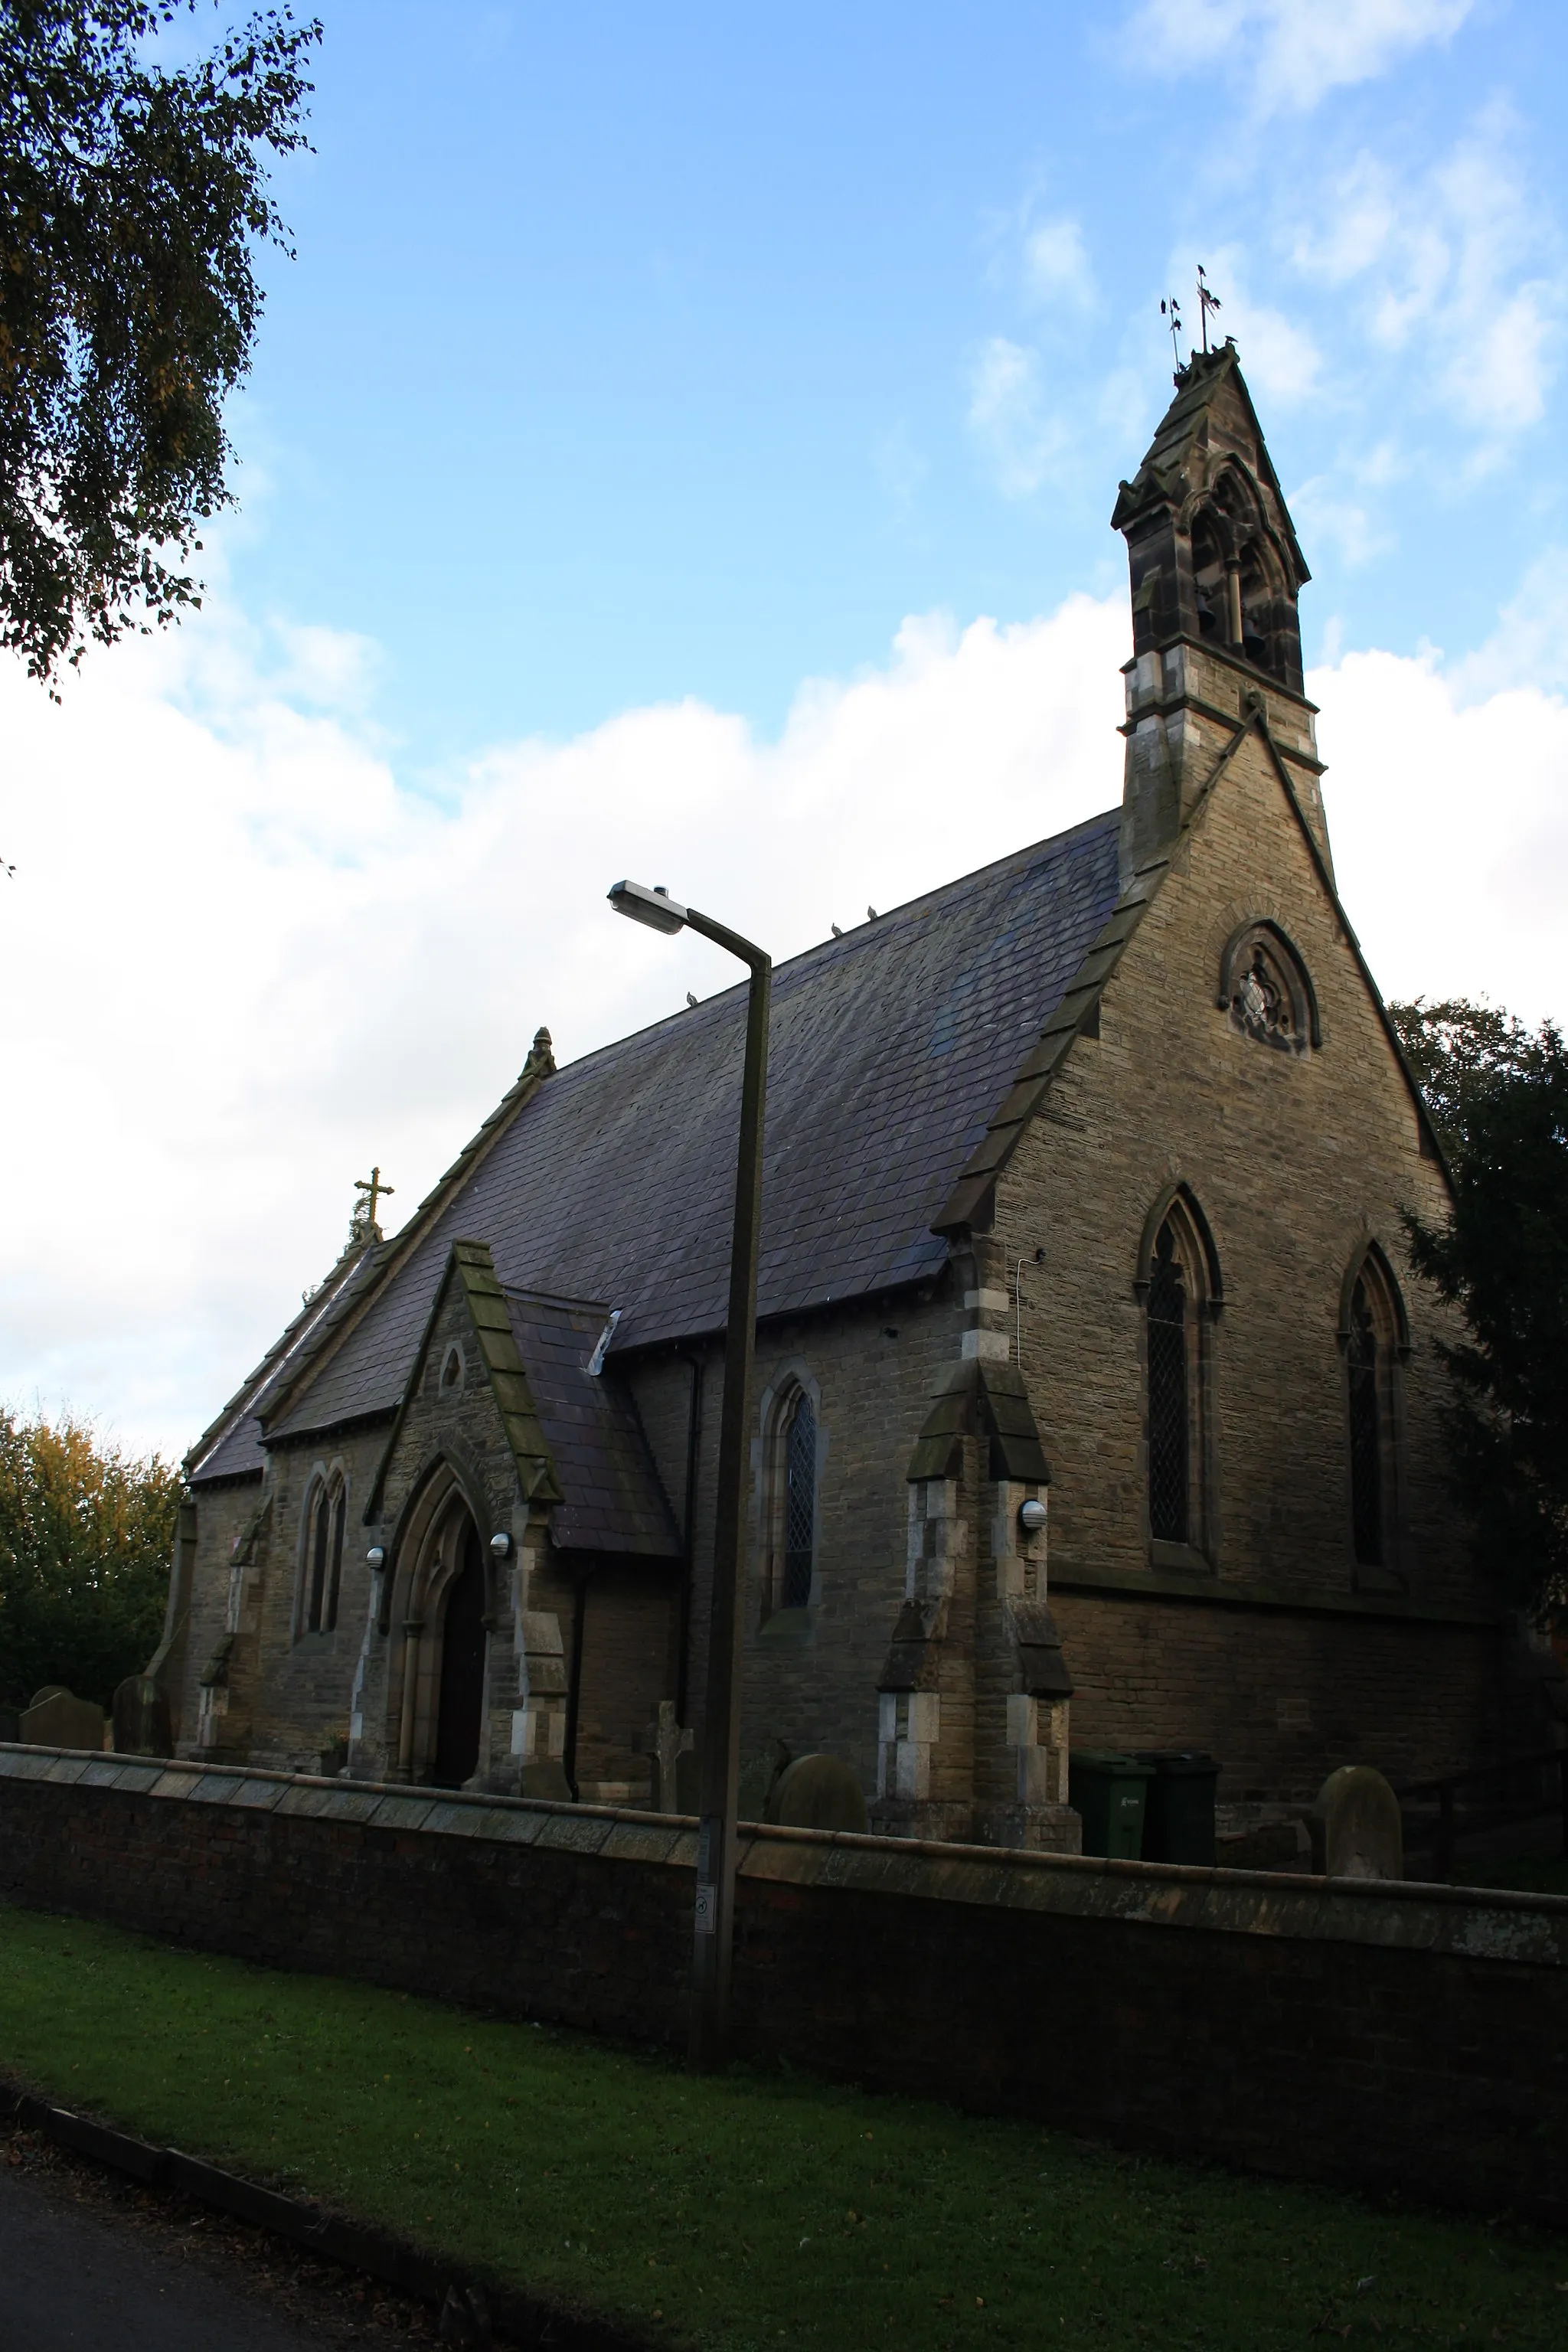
[432,1517,487,1788]
[387,1470,494,1788]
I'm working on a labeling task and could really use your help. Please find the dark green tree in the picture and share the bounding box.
[1391,998,1568,1619]
[0,0,320,684]
[0,1407,180,1708]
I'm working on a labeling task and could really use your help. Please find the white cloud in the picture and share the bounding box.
[965,336,1072,497]
[1449,548,1568,701]
[1313,647,1568,1027]
[0,591,1128,1459]
[1126,0,1475,117]
[872,420,929,514]
[1022,216,1096,310]
[1169,249,1322,404]
[1287,482,1387,569]
[1293,103,1563,444]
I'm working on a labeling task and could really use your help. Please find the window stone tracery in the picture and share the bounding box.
[298,1468,348,1638]
[1219,920,1318,1055]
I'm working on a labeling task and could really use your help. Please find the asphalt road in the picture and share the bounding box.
[0,2158,430,2350]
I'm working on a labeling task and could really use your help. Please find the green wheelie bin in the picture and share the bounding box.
[1068,1750,1154,1859]
[1136,1751,1220,1865]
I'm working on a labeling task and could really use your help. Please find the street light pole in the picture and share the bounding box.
[606,880,771,2068]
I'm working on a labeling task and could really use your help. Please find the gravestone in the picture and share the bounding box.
[766,1753,869,1834]
[737,1738,790,1823]
[20,1687,106,1753]
[112,1674,172,1758]
[1309,1764,1403,1880]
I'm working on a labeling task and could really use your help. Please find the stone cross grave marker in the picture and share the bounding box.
[643,1700,694,1815]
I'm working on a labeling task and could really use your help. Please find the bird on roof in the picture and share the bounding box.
[831,923,843,938]
[686,992,698,1008]
[867,906,878,920]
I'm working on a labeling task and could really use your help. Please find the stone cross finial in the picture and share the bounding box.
[351,1164,394,1241]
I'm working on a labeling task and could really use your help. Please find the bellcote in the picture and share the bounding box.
[1112,342,1309,695]
[1112,345,1331,889]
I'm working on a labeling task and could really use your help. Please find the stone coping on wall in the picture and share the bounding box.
[2,1743,1563,1969]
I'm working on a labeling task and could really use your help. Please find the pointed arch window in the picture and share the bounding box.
[1340,1247,1407,1583]
[299,1470,348,1636]
[763,1381,819,1617]
[1147,1226,1190,1543]
[1138,1191,1220,1564]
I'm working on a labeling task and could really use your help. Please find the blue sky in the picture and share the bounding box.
[5,0,1568,1454]
[228,0,1567,761]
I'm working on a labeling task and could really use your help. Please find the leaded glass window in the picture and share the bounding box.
[325,1485,346,1631]
[1348,1276,1384,1569]
[302,1474,348,1635]
[306,1485,329,1630]
[1147,1221,1189,1544]
[781,1393,817,1609]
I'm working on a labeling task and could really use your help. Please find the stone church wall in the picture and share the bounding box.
[990,711,1501,1792]
[175,705,1510,1808]
[2,1748,1563,2230]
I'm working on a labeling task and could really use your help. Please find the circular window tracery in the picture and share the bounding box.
[1219,921,1318,1056]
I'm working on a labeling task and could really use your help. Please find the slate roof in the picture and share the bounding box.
[506,1295,683,1557]
[211,808,1122,1459]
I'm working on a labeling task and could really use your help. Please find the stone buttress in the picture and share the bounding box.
[871,1232,1079,1851]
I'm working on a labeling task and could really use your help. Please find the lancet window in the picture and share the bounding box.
[1140,1191,1219,1562]
[763,1382,819,1616]
[299,1470,348,1636]
[1147,1225,1191,1544]
[1342,1248,1406,1578]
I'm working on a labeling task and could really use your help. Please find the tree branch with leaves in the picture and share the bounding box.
[1392,998,1568,1623]
[0,0,321,685]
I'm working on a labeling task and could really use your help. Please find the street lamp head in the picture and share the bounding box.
[609,878,689,936]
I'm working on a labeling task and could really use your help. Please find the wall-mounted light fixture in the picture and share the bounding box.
[1019,1498,1048,1534]
[490,1530,514,1560]
[366,1545,386,1569]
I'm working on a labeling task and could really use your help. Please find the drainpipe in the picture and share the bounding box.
[675,1351,704,1725]
[563,1566,595,1800]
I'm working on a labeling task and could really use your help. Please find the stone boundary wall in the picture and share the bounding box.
[2,1746,1564,2228]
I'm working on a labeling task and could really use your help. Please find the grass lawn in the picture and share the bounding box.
[2,1905,1565,2350]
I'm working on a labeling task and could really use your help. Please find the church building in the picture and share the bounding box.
[160,348,1525,1847]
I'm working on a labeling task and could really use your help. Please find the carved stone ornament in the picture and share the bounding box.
[1233,942,1292,1044]
[1220,923,1316,1055]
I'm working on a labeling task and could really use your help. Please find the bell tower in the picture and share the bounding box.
[1111,343,1330,886]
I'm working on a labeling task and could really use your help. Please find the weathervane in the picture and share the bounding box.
[1197,263,1223,354]
[1161,292,1183,364]
[352,1164,394,1239]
